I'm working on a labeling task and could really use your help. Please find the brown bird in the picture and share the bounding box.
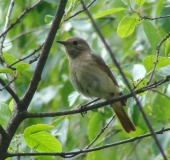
[57,37,136,133]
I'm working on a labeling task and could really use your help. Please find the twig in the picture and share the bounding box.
[9,44,43,67]
[0,78,19,103]
[0,0,15,60]
[20,0,67,110]
[7,127,170,157]
[29,53,40,64]
[148,31,170,85]
[142,15,170,20]
[66,115,116,158]
[123,140,140,160]
[25,75,170,118]
[0,0,42,39]
[80,0,167,159]
[65,0,96,21]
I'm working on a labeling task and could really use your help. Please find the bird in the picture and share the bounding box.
[56,36,136,133]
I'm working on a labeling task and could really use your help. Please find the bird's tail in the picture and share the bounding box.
[111,102,136,133]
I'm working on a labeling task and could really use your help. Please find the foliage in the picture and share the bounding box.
[0,0,170,159]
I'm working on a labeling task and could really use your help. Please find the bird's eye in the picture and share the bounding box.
[73,41,78,45]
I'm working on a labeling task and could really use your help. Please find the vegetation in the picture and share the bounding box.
[0,0,170,159]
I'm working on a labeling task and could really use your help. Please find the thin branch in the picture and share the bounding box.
[0,78,19,103]
[0,0,42,39]
[9,44,43,67]
[142,15,170,20]
[0,0,15,60]
[66,115,116,158]
[29,53,40,64]
[80,1,167,159]
[123,140,140,160]
[148,31,170,84]
[65,0,96,21]
[25,75,170,118]
[0,125,8,138]
[7,127,170,157]
[19,0,67,110]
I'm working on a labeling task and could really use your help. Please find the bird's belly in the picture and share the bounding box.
[70,62,119,99]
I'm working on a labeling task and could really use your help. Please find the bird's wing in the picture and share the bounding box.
[90,53,119,86]
[90,52,126,106]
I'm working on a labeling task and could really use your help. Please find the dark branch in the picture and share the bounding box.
[65,0,96,21]
[7,127,170,157]
[142,15,170,20]
[0,78,19,103]
[148,31,170,84]
[20,0,68,110]
[9,44,43,67]
[25,75,170,118]
[80,1,167,159]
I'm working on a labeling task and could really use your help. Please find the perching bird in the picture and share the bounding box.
[57,37,136,133]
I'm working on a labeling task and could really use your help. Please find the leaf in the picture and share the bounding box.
[93,8,126,20]
[117,17,140,38]
[24,124,53,136]
[24,124,62,152]
[142,56,170,72]
[3,53,30,73]
[0,68,13,74]
[143,20,161,49]
[134,0,146,6]
[9,99,14,111]
[3,52,16,64]
[44,15,54,24]
[16,63,30,73]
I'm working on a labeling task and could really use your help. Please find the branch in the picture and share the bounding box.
[0,78,19,103]
[9,44,43,67]
[80,1,167,159]
[142,15,170,20]
[65,0,96,21]
[20,0,68,110]
[7,127,170,157]
[65,115,116,158]
[0,0,42,39]
[25,75,170,118]
[148,31,170,84]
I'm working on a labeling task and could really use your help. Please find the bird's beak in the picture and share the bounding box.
[56,40,67,45]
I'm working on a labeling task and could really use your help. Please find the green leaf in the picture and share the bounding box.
[24,124,53,136]
[3,52,16,64]
[0,68,13,74]
[165,38,170,56]
[24,124,62,152]
[9,99,14,111]
[93,8,126,20]
[44,15,54,24]
[16,63,30,73]
[142,56,170,72]
[143,20,161,49]
[117,17,140,38]
[134,0,146,6]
